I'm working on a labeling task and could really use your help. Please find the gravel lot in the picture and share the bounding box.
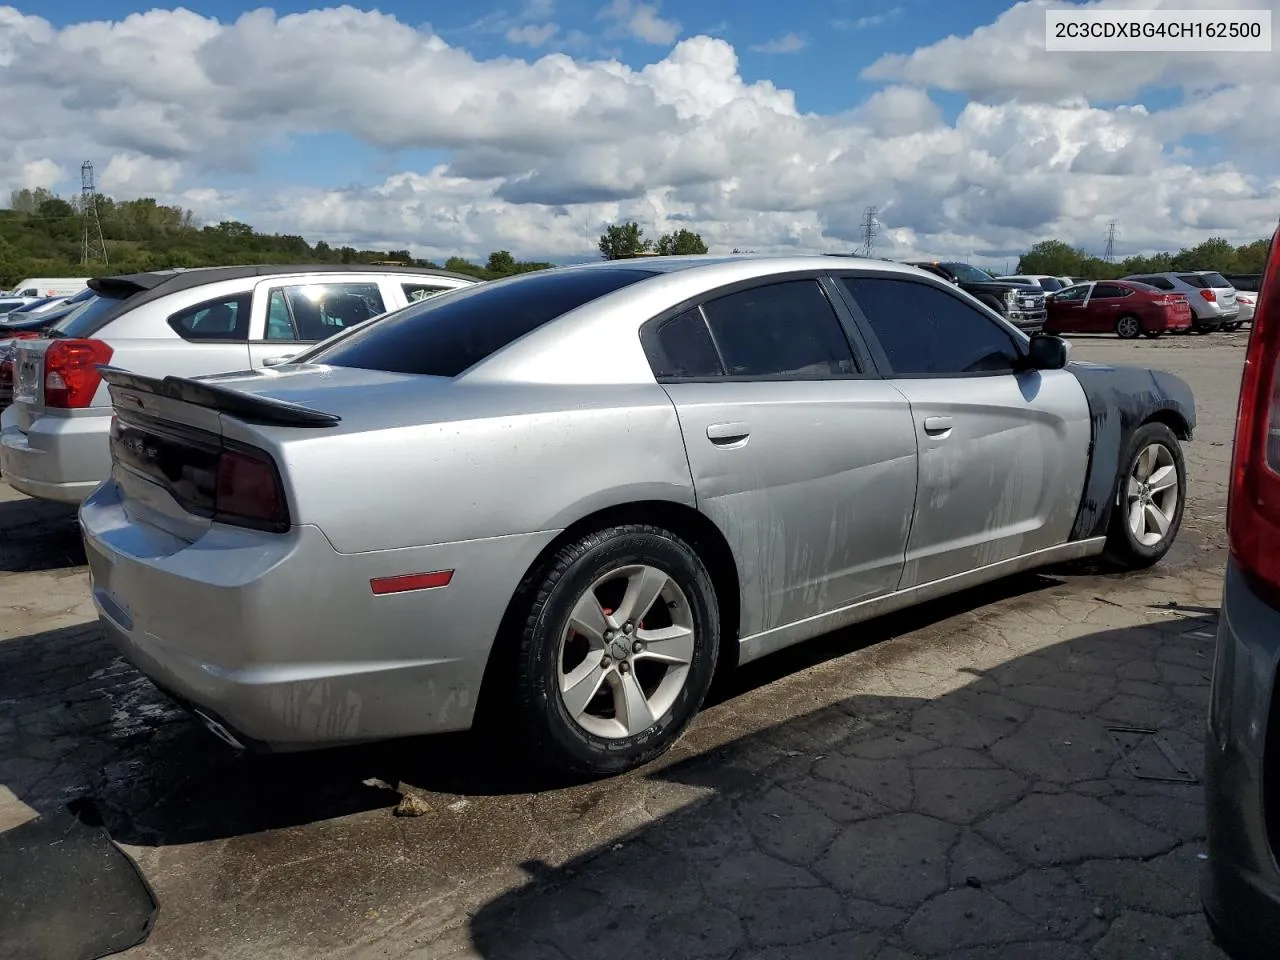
[0,331,1249,960]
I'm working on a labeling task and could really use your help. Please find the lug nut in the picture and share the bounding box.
[604,629,615,642]
[633,641,644,654]
[623,621,634,634]
[618,661,630,674]
[601,655,612,668]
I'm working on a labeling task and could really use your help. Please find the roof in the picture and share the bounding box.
[85,263,478,330]
[563,253,926,279]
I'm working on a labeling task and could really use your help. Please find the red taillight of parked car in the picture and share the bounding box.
[1201,289,1217,302]
[215,447,289,533]
[1227,225,1280,596]
[44,339,113,408]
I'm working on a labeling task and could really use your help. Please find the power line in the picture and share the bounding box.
[80,161,108,267]
[1104,220,1118,263]
[860,206,879,258]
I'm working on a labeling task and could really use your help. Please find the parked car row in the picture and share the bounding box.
[1037,270,1255,339]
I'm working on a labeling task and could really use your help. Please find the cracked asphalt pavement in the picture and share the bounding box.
[0,332,1248,959]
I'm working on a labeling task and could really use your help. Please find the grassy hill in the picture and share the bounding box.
[0,189,554,287]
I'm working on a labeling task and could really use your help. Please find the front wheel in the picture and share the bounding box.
[1103,422,1186,569]
[1115,314,1141,339]
[512,524,719,778]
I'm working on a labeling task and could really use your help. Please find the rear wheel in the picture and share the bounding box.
[512,524,719,778]
[1142,329,1162,339]
[1224,320,1242,331]
[1103,422,1186,569]
[1115,314,1141,339]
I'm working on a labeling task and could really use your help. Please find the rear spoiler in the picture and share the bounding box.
[98,366,341,428]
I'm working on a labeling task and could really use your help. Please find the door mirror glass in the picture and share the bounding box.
[1026,333,1070,370]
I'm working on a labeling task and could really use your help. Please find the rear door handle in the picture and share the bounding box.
[923,416,953,436]
[707,421,750,446]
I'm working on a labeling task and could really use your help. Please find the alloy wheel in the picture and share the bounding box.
[557,564,694,739]
[1126,443,1180,547]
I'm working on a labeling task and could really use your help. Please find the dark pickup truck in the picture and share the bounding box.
[906,261,1047,333]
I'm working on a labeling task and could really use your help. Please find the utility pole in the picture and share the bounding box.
[80,161,108,267]
[860,206,879,258]
[1104,220,1118,263]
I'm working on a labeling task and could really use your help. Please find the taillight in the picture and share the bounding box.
[1228,225,1280,598]
[215,447,288,532]
[44,339,113,408]
[0,358,12,389]
[1201,289,1217,302]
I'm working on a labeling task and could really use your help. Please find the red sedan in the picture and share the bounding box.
[1044,280,1193,339]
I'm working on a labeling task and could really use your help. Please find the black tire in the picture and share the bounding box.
[1103,422,1187,569]
[1224,320,1242,331]
[1142,330,1162,339]
[511,524,719,778]
[1115,314,1141,339]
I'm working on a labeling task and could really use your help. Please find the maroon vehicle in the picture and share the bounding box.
[1045,280,1193,339]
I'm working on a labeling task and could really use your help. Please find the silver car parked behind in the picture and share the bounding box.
[1123,271,1240,332]
[1,264,476,504]
[80,256,1196,777]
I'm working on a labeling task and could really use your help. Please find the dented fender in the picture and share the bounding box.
[1066,360,1197,541]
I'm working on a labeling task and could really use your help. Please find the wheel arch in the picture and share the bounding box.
[1065,362,1197,542]
[473,499,743,727]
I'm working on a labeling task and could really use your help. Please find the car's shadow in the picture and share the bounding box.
[0,496,84,572]
[0,571,1066,848]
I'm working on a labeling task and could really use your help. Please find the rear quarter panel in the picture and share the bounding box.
[229,382,696,554]
[1066,361,1197,540]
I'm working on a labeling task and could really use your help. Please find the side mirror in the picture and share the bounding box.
[262,354,296,368]
[1026,333,1070,370]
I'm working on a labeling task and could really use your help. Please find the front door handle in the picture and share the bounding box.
[707,421,750,446]
[923,416,953,436]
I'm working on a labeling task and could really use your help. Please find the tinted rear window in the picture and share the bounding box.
[1226,275,1260,292]
[1177,274,1210,288]
[306,268,656,377]
[51,290,134,337]
[1201,272,1230,288]
[1038,277,1063,291]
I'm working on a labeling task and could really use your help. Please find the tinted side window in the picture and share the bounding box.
[840,277,1022,376]
[1055,285,1089,302]
[701,280,857,378]
[1177,274,1210,288]
[167,294,252,341]
[308,268,656,378]
[649,308,723,378]
[1091,284,1130,299]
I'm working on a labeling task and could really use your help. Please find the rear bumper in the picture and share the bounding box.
[0,406,111,503]
[79,478,557,748]
[1203,558,1280,958]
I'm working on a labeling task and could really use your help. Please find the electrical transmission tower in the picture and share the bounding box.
[80,161,108,267]
[859,206,879,258]
[1103,220,1118,263]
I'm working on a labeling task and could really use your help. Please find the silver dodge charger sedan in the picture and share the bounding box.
[79,256,1196,777]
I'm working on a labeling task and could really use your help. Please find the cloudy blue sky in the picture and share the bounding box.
[5,0,1277,267]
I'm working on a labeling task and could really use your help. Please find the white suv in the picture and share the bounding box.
[0,264,476,503]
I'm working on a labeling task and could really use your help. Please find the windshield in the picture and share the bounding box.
[49,292,126,337]
[940,262,996,284]
[1037,277,1064,291]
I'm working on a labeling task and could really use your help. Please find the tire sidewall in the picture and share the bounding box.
[521,528,719,775]
[1110,422,1186,564]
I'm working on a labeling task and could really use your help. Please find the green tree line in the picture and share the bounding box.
[1018,236,1270,280]
[1,188,555,287]
[598,221,709,259]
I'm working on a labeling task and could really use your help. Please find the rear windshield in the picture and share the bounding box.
[1176,273,1230,289]
[1037,278,1064,291]
[1226,275,1260,292]
[50,290,134,338]
[305,268,657,377]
